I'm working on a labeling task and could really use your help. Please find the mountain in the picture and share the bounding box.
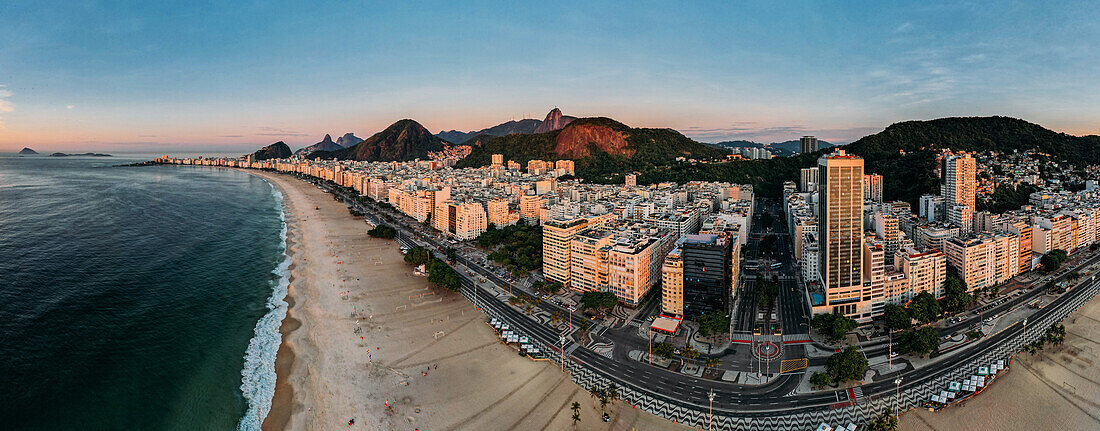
[434,108,577,144]
[437,119,542,145]
[533,108,575,133]
[313,119,446,161]
[18,147,38,154]
[455,117,726,177]
[250,141,292,161]
[335,133,363,148]
[713,139,837,156]
[294,134,343,156]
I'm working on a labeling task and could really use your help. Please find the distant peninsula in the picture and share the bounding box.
[19,147,38,154]
[49,152,113,157]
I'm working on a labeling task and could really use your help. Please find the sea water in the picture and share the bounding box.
[0,154,288,430]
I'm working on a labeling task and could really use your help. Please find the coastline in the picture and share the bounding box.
[235,168,689,430]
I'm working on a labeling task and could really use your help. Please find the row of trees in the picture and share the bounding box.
[756,275,779,307]
[1023,323,1066,354]
[402,246,462,291]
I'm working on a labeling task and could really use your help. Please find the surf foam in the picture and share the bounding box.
[237,185,290,431]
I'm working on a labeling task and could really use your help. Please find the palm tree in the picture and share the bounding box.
[570,401,581,429]
[866,408,898,430]
[607,383,619,403]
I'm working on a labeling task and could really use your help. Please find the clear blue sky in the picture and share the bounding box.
[1,1,1098,152]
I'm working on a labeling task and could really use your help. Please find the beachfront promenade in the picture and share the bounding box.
[307,172,1100,430]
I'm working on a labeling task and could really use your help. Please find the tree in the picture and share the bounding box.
[682,346,700,360]
[580,291,618,312]
[882,304,912,331]
[756,276,779,307]
[896,326,940,356]
[809,371,832,388]
[825,346,868,384]
[907,291,941,324]
[759,234,779,256]
[866,409,899,431]
[653,342,674,360]
[704,357,721,371]
[697,311,731,337]
[1041,249,1068,272]
[940,278,972,314]
[812,312,858,342]
[367,224,396,239]
[403,246,431,265]
[570,401,581,429]
[445,247,457,263]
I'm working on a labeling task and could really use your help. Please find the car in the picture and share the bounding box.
[602,413,611,422]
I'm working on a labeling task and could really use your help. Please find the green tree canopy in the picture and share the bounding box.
[580,291,618,311]
[812,312,858,342]
[403,246,431,265]
[896,326,940,356]
[881,304,912,331]
[698,311,731,337]
[825,346,868,384]
[907,291,941,324]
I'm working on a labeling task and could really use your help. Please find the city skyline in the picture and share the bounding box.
[3,1,1100,152]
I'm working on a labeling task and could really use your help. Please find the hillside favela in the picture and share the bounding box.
[2,3,1099,431]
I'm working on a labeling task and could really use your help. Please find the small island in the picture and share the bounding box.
[19,147,38,155]
[48,152,113,157]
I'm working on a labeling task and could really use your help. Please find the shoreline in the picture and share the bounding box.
[231,167,688,430]
[236,169,300,431]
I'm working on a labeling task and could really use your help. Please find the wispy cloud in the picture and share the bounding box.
[219,134,245,138]
[255,126,308,137]
[66,105,75,110]
[0,84,13,128]
[894,22,913,33]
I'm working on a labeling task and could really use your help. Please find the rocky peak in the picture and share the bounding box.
[534,107,574,133]
[336,133,363,148]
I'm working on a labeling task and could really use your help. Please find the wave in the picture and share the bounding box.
[237,184,291,431]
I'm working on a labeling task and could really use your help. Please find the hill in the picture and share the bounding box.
[632,116,1100,203]
[437,119,541,145]
[455,117,726,177]
[312,119,446,161]
[294,134,343,157]
[845,116,1100,206]
[713,139,837,156]
[435,108,576,144]
[250,141,292,161]
[19,147,38,155]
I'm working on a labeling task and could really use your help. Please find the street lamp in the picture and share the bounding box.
[560,333,567,372]
[708,389,715,431]
[894,377,903,414]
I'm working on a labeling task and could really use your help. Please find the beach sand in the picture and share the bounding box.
[250,170,689,431]
[901,293,1100,431]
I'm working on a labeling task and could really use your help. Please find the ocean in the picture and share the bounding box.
[0,154,288,430]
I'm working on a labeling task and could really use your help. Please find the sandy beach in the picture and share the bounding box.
[901,292,1100,431]
[248,170,689,431]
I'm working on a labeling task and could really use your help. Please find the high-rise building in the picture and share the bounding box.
[864,173,884,202]
[817,149,866,318]
[800,136,818,154]
[800,167,819,192]
[661,246,685,317]
[942,152,976,220]
[681,233,733,317]
[895,247,947,300]
[491,153,504,166]
[543,217,594,288]
[873,211,901,266]
[625,174,637,187]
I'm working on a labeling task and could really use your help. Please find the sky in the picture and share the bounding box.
[1,0,1098,153]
